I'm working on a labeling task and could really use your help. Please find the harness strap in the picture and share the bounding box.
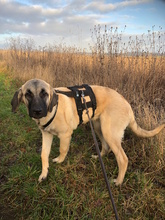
[55,89,89,97]
[55,84,97,125]
[67,86,83,125]
[82,84,96,118]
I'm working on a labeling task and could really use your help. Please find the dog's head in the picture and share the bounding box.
[11,79,58,119]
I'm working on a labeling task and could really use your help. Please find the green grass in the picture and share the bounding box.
[0,73,165,220]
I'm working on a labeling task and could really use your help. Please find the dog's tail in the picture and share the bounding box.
[129,118,165,138]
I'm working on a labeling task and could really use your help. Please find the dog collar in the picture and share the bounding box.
[42,96,58,129]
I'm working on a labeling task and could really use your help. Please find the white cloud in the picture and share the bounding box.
[0,0,101,37]
[85,0,152,13]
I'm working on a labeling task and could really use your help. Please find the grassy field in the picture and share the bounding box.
[0,68,165,219]
[0,28,165,219]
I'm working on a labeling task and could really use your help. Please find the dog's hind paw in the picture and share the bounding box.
[52,156,65,163]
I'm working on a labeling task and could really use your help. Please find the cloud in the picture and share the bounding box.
[0,0,65,24]
[85,0,152,13]
[0,0,101,37]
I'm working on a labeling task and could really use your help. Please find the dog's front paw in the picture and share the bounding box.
[38,170,48,183]
[52,156,65,163]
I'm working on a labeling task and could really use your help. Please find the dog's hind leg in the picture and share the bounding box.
[100,114,128,186]
[108,140,128,186]
[92,119,110,159]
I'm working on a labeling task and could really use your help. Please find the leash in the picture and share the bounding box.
[82,92,119,220]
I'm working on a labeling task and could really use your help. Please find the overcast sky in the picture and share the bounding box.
[0,0,165,50]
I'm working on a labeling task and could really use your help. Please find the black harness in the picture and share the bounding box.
[55,84,97,125]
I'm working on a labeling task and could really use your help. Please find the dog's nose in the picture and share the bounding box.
[33,109,42,115]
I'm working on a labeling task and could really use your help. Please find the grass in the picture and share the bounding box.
[0,70,165,219]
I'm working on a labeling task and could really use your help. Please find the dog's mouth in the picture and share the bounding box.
[31,114,43,119]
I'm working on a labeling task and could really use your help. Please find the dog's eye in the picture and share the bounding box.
[25,90,33,100]
[40,89,48,98]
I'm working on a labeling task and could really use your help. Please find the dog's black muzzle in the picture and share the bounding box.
[28,97,47,119]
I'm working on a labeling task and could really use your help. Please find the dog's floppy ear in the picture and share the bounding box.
[48,89,58,112]
[11,88,23,112]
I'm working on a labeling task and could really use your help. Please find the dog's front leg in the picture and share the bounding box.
[38,131,53,182]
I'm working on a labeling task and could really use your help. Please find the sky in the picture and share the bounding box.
[0,0,165,50]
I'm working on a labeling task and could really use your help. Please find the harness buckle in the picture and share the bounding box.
[76,91,79,97]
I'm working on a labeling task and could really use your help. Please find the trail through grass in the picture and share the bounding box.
[0,72,165,219]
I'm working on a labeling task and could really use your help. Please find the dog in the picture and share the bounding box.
[11,79,165,185]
